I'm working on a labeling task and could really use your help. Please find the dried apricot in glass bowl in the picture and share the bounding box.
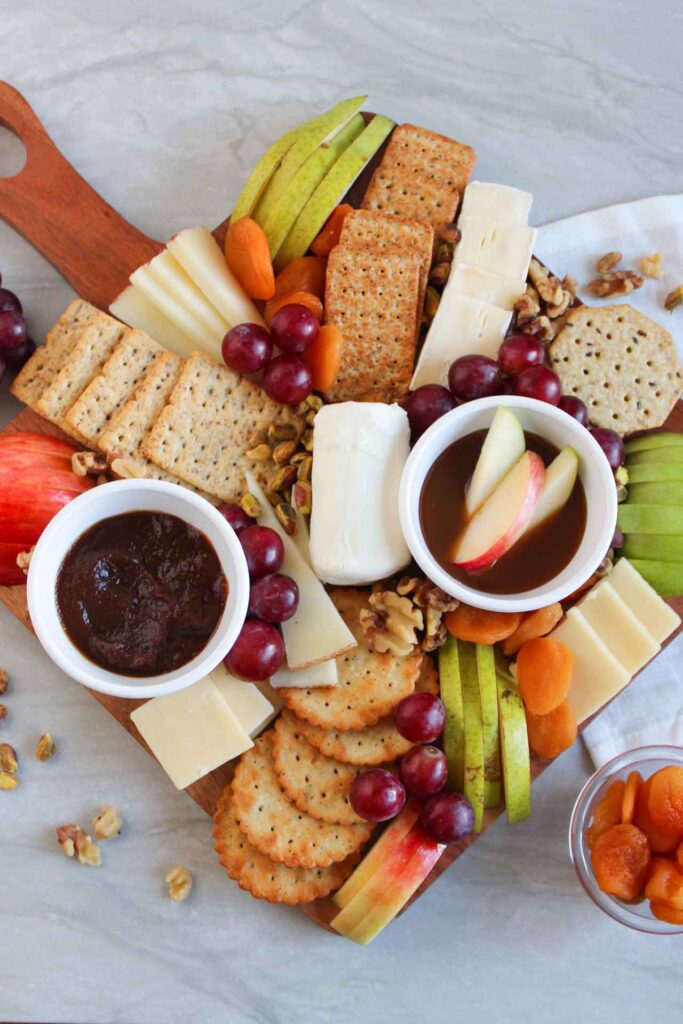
[569,745,683,934]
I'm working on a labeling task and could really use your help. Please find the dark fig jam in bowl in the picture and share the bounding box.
[27,480,250,699]
[398,397,617,613]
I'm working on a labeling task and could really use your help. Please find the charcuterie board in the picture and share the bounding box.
[1,81,681,936]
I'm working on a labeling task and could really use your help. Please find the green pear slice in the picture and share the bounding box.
[627,482,683,506]
[439,636,465,791]
[625,432,683,456]
[275,114,395,271]
[254,95,366,225]
[476,644,502,809]
[495,656,531,824]
[627,447,683,466]
[618,504,683,534]
[261,114,364,257]
[466,407,525,517]
[626,559,683,597]
[232,124,302,221]
[459,640,485,832]
[623,533,683,561]
[526,446,579,531]
[627,463,683,483]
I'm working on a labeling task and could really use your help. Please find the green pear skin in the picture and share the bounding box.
[459,640,485,833]
[627,447,683,466]
[618,505,683,535]
[495,659,531,824]
[625,432,683,456]
[623,533,683,561]
[626,559,683,597]
[439,636,465,792]
[476,643,502,809]
[626,482,683,506]
[627,464,683,484]
[232,125,302,221]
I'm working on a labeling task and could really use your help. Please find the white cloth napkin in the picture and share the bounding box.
[534,195,683,769]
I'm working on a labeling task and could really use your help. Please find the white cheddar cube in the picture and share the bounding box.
[211,665,276,737]
[448,263,524,311]
[147,249,231,339]
[459,181,533,226]
[578,581,660,675]
[455,215,537,282]
[411,292,511,390]
[109,284,196,359]
[131,678,253,790]
[549,608,630,725]
[608,558,680,644]
[271,660,339,688]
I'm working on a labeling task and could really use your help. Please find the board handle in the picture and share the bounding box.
[0,82,162,308]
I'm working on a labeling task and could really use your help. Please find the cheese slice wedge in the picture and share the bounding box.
[146,249,231,339]
[608,558,680,644]
[448,263,524,311]
[211,665,276,737]
[578,580,660,675]
[130,263,224,357]
[131,678,253,790]
[549,608,630,725]
[168,227,265,328]
[245,472,356,670]
[271,660,339,688]
[455,215,537,282]
[411,292,511,390]
[109,284,196,359]
[459,181,533,226]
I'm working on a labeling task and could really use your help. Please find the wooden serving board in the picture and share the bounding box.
[1,82,681,934]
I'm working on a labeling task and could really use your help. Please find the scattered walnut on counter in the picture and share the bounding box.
[166,865,193,903]
[35,732,56,761]
[586,270,644,298]
[0,704,8,722]
[56,823,101,866]
[92,806,122,840]
[595,251,622,274]
[640,252,664,279]
[0,668,8,696]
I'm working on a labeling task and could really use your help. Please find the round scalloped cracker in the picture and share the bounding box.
[213,786,358,903]
[230,732,373,869]
[272,711,366,825]
[293,656,439,765]
[548,305,682,433]
[279,589,423,731]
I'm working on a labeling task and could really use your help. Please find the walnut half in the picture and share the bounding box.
[166,865,193,903]
[360,591,423,656]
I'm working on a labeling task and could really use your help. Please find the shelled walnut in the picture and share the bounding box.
[166,865,193,902]
[511,260,577,343]
[92,806,122,840]
[360,577,459,655]
[56,824,101,866]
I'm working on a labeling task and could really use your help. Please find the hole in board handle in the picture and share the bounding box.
[0,125,27,178]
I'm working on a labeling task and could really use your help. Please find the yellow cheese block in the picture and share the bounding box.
[578,580,660,675]
[608,558,680,644]
[211,665,276,737]
[550,607,630,725]
[109,284,196,359]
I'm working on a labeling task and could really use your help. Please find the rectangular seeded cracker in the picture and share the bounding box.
[142,353,303,502]
[64,330,165,446]
[324,246,422,402]
[361,123,476,228]
[11,299,103,408]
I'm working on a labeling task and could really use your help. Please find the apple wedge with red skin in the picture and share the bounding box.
[450,451,545,572]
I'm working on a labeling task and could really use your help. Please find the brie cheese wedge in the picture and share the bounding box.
[455,215,537,282]
[459,181,533,226]
[448,263,524,311]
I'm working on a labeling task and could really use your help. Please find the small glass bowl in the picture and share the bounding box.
[569,745,683,934]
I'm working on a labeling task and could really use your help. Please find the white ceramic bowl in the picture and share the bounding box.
[399,396,617,612]
[27,479,250,699]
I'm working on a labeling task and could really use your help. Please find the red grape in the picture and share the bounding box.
[263,354,313,404]
[499,376,515,395]
[248,572,299,623]
[350,768,406,822]
[404,385,456,440]
[559,394,588,426]
[420,792,475,844]
[611,527,625,550]
[399,745,448,797]
[239,524,284,579]
[448,355,501,402]
[498,333,544,377]
[225,618,285,680]
[394,693,446,744]
[513,365,561,405]
[270,303,320,355]
[0,288,22,314]
[3,335,35,372]
[0,310,27,352]
[0,353,5,385]
[222,323,272,373]
[590,427,624,471]
[217,501,252,535]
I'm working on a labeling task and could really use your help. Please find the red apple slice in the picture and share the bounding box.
[465,407,526,517]
[525,446,579,533]
[450,451,545,571]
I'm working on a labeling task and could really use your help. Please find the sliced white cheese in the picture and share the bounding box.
[131,678,253,790]
[211,664,276,737]
[459,181,533,226]
[168,227,266,328]
[455,215,537,282]
[448,263,524,311]
[310,403,411,585]
[254,680,284,719]
[549,607,630,725]
[291,489,312,568]
[109,284,196,359]
[578,580,660,675]
[410,292,511,390]
[245,472,356,670]
[130,263,224,358]
[146,249,231,339]
[271,660,339,688]
[608,558,680,644]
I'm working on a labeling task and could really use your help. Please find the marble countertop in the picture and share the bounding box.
[1,2,682,1021]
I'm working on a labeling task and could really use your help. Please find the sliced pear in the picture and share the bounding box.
[476,644,502,809]
[526,446,579,532]
[439,636,465,792]
[627,446,683,466]
[466,407,525,517]
[275,115,395,271]
[232,123,302,221]
[617,504,683,535]
[495,655,531,824]
[624,432,683,456]
[254,96,366,225]
[623,533,683,561]
[459,640,485,832]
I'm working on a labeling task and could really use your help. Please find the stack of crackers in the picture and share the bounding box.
[323,124,475,403]
[11,300,303,502]
[213,589,438,903]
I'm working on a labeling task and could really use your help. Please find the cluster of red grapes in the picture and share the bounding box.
[217,503,298,680]
[0,275,36,384]
[404,332,625,472]
[222,303,318,405]
[349,692,475,845]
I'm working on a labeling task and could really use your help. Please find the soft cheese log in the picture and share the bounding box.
[459,181,532,226]
[310,403,411,584]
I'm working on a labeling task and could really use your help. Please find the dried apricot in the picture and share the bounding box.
[225,217,275,300]
[586,779,627,850]
[272,256,327,300]
[649,900,683,925]
[311,204,353,257]
[516,638,573,715]
[525,701,577,760]
[621,771,643,826]
[591,823,651,900]
[677,841,683,869]
[305,324,343,393]
[633,777,679,853]
[444,604,521,645]
[265,290,324,326]
[644,857,683,910]
[648,766,683,838]
[502,604,563,656]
